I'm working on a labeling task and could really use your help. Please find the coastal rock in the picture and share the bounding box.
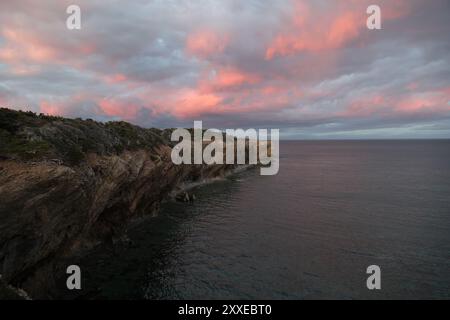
[176,191,196,202]
[0,108,237,298]
[0,275,30,300]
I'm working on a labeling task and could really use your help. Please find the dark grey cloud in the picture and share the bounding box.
[0,0,449,138]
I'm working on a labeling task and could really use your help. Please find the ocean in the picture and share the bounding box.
[73,140,450,299]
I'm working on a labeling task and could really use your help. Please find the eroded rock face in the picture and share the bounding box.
[0,109,237,299]
[0,147,236,298]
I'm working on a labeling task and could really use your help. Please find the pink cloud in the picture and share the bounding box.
[265,0,412,60]
[186,30,229,59]
[396,89,450,113]
[40,100,62,116]
[0,27,57,64]
[173,90,223,118]
[342,95,387,118]
[342,87,450,119]
[1,0,447,137]
[103,73,129,84]
[198,67,261,93]
[98,98,141,120]
[213,68,259,88]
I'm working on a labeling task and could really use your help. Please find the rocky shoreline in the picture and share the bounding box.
[0,108,241,299]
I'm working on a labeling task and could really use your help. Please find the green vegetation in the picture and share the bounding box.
[0,108,169,165]
[0,129,51,160]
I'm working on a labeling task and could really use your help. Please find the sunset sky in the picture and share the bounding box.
[0,0,449,139]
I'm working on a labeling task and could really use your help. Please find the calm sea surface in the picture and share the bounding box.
[74,140,450,299]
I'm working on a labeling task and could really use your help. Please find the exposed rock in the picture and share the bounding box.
[0,275,30,300]
[176,191,197,202]
[0,108,238,299]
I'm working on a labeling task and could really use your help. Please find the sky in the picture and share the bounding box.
[0,0,449,139]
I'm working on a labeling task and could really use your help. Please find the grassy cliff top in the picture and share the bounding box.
[0,108,172,165]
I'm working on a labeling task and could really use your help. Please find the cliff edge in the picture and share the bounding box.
[0,108,238,299]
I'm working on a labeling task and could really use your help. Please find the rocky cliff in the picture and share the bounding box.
[0,108,238,299]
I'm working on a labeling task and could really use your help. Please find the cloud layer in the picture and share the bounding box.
[1,0,449,138]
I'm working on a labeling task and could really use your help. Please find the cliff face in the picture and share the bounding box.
[0,108,237,299]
